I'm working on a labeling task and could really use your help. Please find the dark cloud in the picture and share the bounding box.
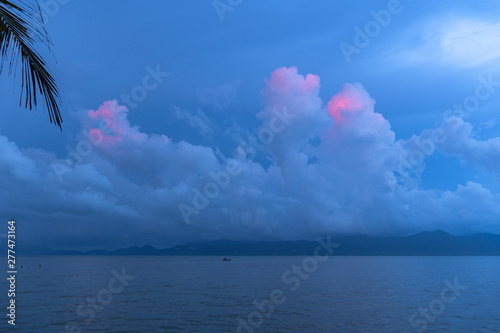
[2,67,500,250]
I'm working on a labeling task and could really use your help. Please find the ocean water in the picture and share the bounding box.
[1,256,499,332]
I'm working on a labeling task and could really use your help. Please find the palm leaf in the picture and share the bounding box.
[0,0,62,129]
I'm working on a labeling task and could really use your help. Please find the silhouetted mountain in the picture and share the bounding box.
[17,230,500,256]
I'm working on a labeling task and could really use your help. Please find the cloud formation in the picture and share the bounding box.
[390,18,500,68]
[1,67,500,249]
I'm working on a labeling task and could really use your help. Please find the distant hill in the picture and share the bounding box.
[15,230,500,256]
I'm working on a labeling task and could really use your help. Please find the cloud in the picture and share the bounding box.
[2,67,500,249]
[0,136,36,180]
[87,99,148,144]
[327,83,394,143]
[390,18,500,68]
[438,19,500,67]
[172,105,215,137]
[435,116,500,174]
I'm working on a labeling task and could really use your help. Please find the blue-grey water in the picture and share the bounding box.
[1,256,499,332]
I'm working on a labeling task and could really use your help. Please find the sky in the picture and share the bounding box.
[1,0,500,250]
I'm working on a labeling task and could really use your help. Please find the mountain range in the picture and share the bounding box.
[14,230,500,256]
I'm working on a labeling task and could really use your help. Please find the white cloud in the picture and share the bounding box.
[439,20,500,67]
[391,18,500,68]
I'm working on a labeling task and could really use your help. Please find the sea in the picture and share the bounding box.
[1,256,499,332]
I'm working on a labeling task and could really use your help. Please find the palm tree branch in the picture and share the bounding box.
[0,0,62,129]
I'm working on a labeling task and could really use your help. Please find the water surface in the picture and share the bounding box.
[1,256,499,332]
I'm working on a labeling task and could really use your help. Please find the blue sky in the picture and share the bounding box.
[1,0,500,249]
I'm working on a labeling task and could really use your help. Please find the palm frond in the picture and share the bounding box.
[0,0,62,129]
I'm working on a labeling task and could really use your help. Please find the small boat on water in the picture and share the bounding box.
[221,257,231,261]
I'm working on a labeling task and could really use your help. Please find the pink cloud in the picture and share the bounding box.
[86,100,147,144]
[325,83,393,146]
[88,100,129,136]
[327,83,375,124]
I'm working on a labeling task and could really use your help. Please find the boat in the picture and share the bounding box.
[221,257,231,261]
